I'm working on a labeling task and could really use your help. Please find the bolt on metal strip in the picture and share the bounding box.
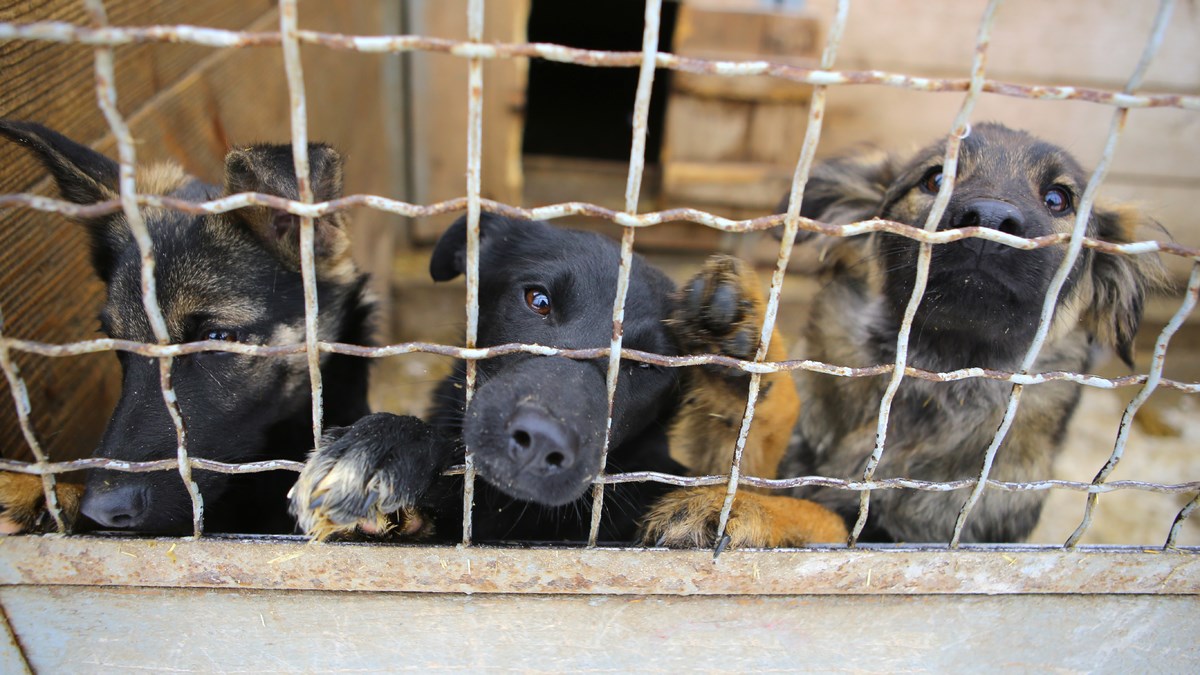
[460,0,485,546]
[3,21,1199,112]
[587,0,662,548]
[0,307,66,531]
[849,0,1001,547]
[949,0,1175,548]
[81,0,204,537]
[279,0,325,455]
[3,191,1198,262]
[1067,261,1200,547]
[1165,491,1199,550]
[712,0,852,547]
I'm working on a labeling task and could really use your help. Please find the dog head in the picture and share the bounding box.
[430,214,679,506]
[801,123,1165,368]
[0,121,367,533]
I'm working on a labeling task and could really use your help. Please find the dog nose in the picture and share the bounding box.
[955,198,1025,236]
[506,407,576,474]
[81,485,149,529]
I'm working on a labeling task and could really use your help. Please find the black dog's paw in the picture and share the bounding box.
[289,413,449,541]
[0,472,82,534]
[670,255,766,374]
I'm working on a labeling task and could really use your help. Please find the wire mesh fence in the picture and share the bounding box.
[0,0,1197,552]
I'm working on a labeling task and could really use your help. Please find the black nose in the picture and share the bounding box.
[954,198,1025,236]
[506,406,576,474]
[81,485,149,529]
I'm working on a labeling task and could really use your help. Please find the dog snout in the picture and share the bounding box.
[954,198,1025,237]
[506,406,576,474]
[80,484,149,530]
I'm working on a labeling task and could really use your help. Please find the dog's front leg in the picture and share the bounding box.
[644,255,845,549]
[289,413,455,541]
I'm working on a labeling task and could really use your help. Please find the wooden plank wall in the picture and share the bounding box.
[407,0,529,244]
[798,0,1200,280]
[0,1,406,462]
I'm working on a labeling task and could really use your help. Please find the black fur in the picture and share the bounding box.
[0,121,372,534]
[294,214,687,543]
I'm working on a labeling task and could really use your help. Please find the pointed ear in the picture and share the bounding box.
[0,119,127,282]
[800,148,895,225]
[223,143,351,275]
[780,149,896,278]
[776,148,894,245]
[1085,204,1169,367]
[429,213,518,282]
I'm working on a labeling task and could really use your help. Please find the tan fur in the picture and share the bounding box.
[137,162,188,195]
[289,448,432,542]
[641,255,844,548]
[666,259,798,480]
[0,473,83,534]
[641,485,848,548]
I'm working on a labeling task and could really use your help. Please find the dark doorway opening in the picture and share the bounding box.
[521,1,678,163]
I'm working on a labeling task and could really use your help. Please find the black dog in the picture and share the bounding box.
[0,121,372,535]
[780,123,1166,542]
[291,213,692,543]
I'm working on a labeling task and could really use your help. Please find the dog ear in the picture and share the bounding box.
[429,212,519,281]
[1084,204,1168,367]
[799,148,895,228]
[0,120,127,282]
[781,149,896,273]
[223,143,351,273]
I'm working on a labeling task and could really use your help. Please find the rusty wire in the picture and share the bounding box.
[0,307,65,531]
[587,0,663,548]
[2,453,1196,501]
[713,0,852,549]
[0,3,1195,549]
[459,0,485,546]
[1166,492,1200,549]
[278,0,325,458]
[949,0,1178,548]
[80,0,204,537]
[1,192,1196,260]
[1067,261,1200,547]
[0,20,1197,111]
[849,0,1001,547]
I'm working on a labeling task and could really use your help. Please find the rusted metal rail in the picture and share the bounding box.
[0,536,1195,596]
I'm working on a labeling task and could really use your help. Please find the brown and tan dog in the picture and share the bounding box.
[780,123,1167,543]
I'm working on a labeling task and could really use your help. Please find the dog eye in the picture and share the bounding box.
[1043,186,1073,214]
[201,329,240,342]
[920,166,944,194]
[524,287,552,316]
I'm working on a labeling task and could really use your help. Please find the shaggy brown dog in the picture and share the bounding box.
[780,123,1166,542]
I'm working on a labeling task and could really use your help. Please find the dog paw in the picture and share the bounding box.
[671,255,765,371]
[639,486,848,549]
[288,413,449,541]
[0,472,82,534]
